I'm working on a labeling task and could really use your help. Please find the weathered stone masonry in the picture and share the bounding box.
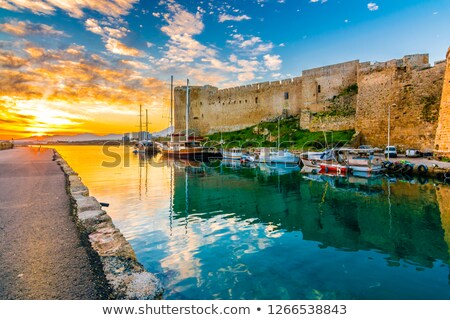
[175,50,450,152]
[435,48,450,157]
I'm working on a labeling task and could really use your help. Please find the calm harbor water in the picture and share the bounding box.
[53,145,450,300]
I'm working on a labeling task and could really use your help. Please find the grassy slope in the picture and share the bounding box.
[206,116,355,150]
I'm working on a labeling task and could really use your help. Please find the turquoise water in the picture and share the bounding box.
[53,146,450,300]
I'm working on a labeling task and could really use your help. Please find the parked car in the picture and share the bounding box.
[358,145,373,150]
[405,149,421,158]
[384,146,397,158]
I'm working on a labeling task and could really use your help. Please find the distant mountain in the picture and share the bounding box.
[16,127,173,143]
[152,126,174,137]
[18,133,123,142]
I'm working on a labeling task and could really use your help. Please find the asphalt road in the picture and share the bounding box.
[0,147,104,299]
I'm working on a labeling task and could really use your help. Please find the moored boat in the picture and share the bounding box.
[269,149,300,164]
[256,147,300,164]
[337,148,383,173]
[319,163,349,175]
[161,133,222,160]
[300,149,334,168]
[222,147,243,160]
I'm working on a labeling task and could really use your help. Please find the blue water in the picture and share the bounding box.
[54,146,450,300]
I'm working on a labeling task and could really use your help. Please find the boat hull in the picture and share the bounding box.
[349,165,383,173]
[301,158,321,168]
[163,149,222,161]
[320,164,349,174]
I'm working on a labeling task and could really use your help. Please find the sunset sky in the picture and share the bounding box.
[1,0,449,139]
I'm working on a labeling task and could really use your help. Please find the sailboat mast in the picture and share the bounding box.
[139,104,142,141]
[146,109,148,140]
[186,79,189,141]
[170,75,173,131]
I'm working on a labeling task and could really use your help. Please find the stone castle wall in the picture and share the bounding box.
[356,55,446,151]
[174,60,359,135]
[309,115,356,132]
[434,49,450,157]
[174,51,448,151]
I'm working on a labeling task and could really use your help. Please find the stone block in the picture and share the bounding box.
[76,196,101,213]
[78,210,111,232]
[88,226,136,259]
[101,256,163,300]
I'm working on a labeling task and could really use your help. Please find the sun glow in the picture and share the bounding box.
[0,96,169,140]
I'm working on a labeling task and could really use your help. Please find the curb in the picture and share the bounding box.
[53,150,163,300]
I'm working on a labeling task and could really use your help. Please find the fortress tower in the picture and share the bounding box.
[434,48,450,158]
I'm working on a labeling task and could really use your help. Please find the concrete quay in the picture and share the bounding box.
[0,147,163,300]
[0,147,104,299]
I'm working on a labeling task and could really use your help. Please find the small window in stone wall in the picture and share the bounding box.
[245,100,247,103]
[317,85,321,93]
[255,97,258,104]
[284,92,289,100]
[200,102,203,105]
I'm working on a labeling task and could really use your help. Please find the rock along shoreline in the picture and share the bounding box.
[53,149,163,300]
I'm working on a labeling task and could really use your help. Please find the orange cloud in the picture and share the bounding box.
[0,41,169,139]
[0,19,66,36]
[0,0,138,18]
[105,38,144,57]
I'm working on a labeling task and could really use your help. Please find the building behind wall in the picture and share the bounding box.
[174,50,449,152]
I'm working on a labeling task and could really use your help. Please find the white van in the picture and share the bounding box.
[384,146,397,158]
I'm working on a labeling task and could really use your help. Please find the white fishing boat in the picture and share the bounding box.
[337,148,383,173]
[300,149,334,168]
[222,147,243,160]
[256,147,300,164]
[269,149,300,164]
[240,153,256,163]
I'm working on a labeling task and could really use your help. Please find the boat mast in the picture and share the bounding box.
[170,75,173,131]
[146,109,149,140]
[139,104,142,141]
[186,79,190,142]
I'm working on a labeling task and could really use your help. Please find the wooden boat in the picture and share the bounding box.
[162,79,222,161]
[337,148,383,173]
[161,134,221,160]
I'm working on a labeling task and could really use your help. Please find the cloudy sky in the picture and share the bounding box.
[0,0,449,138]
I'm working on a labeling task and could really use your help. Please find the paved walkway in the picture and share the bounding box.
[387,155,450,169]
[0,147,104,299]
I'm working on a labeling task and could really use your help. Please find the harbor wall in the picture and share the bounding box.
[434,48,450,158]
[174,50,449,151]
[53,150,163,300]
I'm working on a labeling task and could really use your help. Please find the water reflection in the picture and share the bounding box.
[52,146,450,299]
